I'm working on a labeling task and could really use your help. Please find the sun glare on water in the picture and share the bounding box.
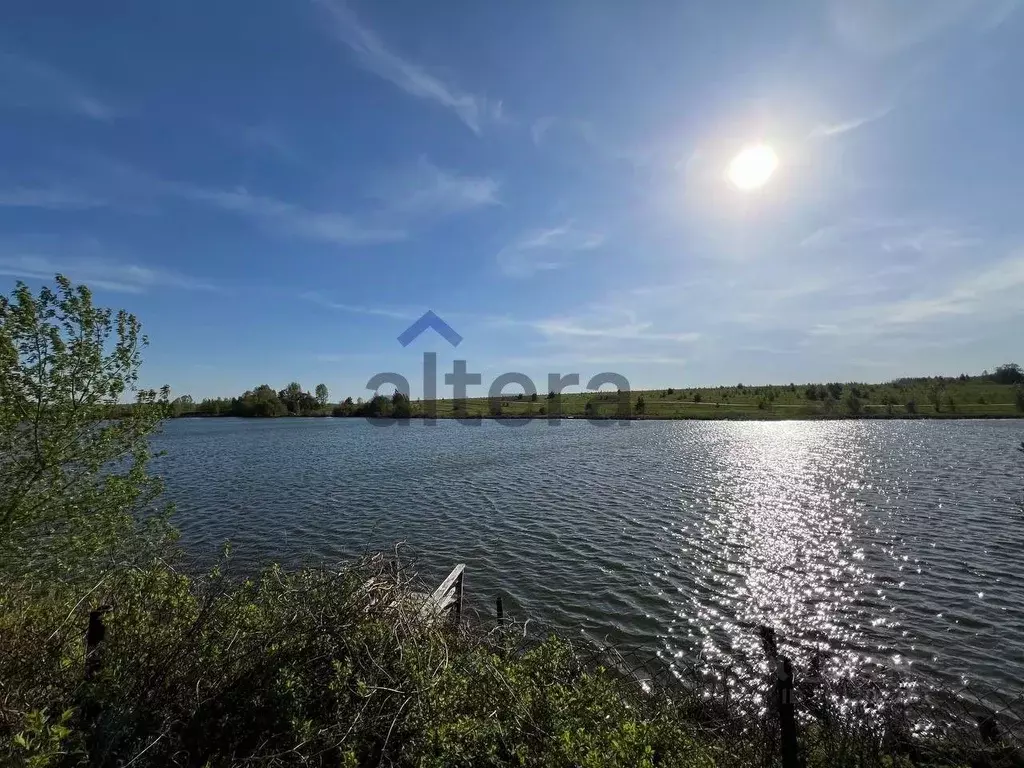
[727,144,779,191]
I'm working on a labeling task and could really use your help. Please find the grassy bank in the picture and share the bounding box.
[175,367,1024,421]
[415,377,1024,420]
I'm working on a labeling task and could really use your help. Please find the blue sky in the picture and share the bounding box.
[2,0,1022,400]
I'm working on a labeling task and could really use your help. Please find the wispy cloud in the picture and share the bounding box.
[799,217,916,250]
[809,106,893,139]
[531,317,700,343]
[301,291,416,319]
[880,228,983,253]
[0,253,217,293]
[0,185,108,210]
[0,51,115,120]
[227,122,302,163]
[828,0,1015,55]
[530,116,658,166]
[316,0,501,134]
[2,153,494,245]
[373,159,500,217]
[497,223,605,277]
[881,251,1024,325]
[177,186,407,245]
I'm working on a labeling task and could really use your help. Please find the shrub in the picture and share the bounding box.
[905,399,918,414]
[0,555,725,767]
[844,393,863,416]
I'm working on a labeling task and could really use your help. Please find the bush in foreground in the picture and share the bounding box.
[1,555,725,767]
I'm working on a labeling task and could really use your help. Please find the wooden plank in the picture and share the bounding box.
[419,564,465,621]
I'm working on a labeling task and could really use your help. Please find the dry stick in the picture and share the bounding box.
[378,695,413,766]
[122,731,167,768]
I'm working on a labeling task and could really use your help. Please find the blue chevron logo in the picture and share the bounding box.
[397,310,463,348]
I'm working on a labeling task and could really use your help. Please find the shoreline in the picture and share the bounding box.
[174,411,1024,422]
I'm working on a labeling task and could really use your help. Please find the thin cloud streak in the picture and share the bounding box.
[0,185,109,210]
[376,159,501,216]
[809,106,893,138]
[0,51,116,120]
[178,186,407,245]
[316,0,500,134]
[301,291,417,320]
[532,318,700,343]
[0,253,218,293]
[497,223,605,277]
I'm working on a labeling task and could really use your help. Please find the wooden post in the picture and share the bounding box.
[496,596,504,624]
[759,626,799,768]
[453,569,463,625]
[85,607,110,681]
[777,656,799,768]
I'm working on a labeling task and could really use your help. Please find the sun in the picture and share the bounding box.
[727,144,779,191]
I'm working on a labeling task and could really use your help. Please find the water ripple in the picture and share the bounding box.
[151,417,1024,690]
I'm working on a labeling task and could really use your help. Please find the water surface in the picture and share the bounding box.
[152,418,1024,690]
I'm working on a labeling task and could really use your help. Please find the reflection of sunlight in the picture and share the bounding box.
[663,422,885,687]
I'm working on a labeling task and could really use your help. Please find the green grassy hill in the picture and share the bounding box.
[416,376,1023,420]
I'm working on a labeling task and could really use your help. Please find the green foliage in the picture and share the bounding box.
[392,390,413,418]
[315,383,329,409]
[332,396,356,416]
[0,555,731,768]
[990,362,1023,385]
[844,392,863,416]
[0,275,172,585]
[635,395,646,414]
[905,399,918,414]
[404,370,1020,421]
[178,366,1024,423]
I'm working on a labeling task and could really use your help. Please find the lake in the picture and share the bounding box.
[152,417,1024,692]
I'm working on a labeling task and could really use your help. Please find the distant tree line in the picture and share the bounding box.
[182,382,331,418]
[170,362,1024,420]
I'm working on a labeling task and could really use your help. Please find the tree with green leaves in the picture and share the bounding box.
[991,363,1023,385]
[171,393,194,416]
[0,275,172,585]
[1015,386,1024,412]
[391,390,412,418]
[844,392,862,416]
[315,383,329,409]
